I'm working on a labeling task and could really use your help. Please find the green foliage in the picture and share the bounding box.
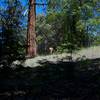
[29,0,100,55]
[46,0,100,54]
[36,14,55,54]
[93,35,100,45]
[56,43,68,53]
[0,0,26,60]
[1,0,99,57]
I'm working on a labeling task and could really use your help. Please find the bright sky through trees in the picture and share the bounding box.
[20,0,47,15]
[0,0,46,15]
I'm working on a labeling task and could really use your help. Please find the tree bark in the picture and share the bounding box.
[26,0,37,57]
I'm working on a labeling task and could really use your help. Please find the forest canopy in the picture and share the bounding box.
[0,0,100,59]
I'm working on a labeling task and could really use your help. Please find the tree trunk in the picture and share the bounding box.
[26,0,37,57]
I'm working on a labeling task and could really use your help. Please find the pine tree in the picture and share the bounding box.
[0,0,25,60]
[26,0,37,57]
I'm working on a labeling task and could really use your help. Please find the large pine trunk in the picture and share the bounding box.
[26,0,37,57]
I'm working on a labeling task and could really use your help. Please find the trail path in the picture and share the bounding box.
[13,46,100,67]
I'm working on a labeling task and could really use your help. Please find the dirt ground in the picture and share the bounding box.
[12,46,100,68]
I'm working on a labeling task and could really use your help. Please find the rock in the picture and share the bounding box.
[12,60,21,65]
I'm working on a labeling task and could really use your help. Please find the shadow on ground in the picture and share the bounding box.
[0,58,100,100]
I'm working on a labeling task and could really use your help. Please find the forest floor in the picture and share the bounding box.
[1,46,100,100]
[12,46,100,68]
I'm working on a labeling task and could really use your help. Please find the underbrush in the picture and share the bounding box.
[0,58,100,100]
